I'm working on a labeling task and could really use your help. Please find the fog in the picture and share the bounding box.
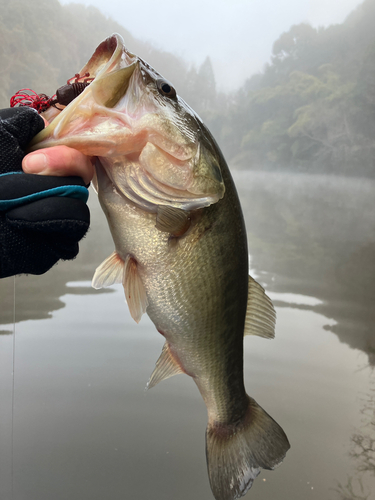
[2,172,375,500]
[59,0,364,90]
[1,1,375,499]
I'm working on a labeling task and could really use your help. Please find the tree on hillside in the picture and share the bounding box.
[204,0,375,175]
[197,56,216,110]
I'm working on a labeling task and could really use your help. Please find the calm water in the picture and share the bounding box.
[1,171,374,500]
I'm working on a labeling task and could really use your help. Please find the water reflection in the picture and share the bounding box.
[267,292,323,306]
[335,375,375,500]
[1,170,375,499]
[0,194,113,325]
[1,171,374,365]
[234,171,375,367]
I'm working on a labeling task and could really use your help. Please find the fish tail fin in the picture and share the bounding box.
[206,396,290,500]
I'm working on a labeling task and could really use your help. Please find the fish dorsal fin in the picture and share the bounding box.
[92,251,125,289]
[123,255,148,323]
[155,206,191,236]
[146,341,184,389]
[244,276,276,339]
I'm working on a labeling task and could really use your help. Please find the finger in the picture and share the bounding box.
[22,146,95,185]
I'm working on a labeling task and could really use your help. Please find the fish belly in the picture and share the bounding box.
[98,176,290,500]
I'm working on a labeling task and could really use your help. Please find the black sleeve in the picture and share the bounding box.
[0,107,90,278]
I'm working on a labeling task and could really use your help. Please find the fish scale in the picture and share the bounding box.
[29,33,290,500]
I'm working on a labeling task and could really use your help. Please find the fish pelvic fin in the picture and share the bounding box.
[92,252,147,323]
[206,396,290,500]
[146,341,184,389]
[92,251,124,289]
[244,276,276,339]
[123,255,148,323]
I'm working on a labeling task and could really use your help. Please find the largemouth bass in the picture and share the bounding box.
[30,34,290,500]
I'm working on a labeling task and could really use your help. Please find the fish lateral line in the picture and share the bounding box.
[24,33,289,500]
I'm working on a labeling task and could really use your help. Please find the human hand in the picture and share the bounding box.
[23,142,94,185]
[0,107,91,278]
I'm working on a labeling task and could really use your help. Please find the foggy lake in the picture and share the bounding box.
[1,169,374,500]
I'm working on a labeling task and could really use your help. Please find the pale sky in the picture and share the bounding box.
[59,0,364,90]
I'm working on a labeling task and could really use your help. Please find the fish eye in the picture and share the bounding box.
[157,79,177,98]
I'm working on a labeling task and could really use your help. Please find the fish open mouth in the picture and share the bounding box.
[29,33,225,212]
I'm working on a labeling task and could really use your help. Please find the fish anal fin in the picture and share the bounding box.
[244,276,276,339]
[146,341,184,389]
[155,206,191,236]
[92,251,125,289]
[123,255,148,323]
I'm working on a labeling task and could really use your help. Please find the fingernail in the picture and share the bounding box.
[23,153,49,173]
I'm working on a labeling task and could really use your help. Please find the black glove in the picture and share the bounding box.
[0,107,90,278]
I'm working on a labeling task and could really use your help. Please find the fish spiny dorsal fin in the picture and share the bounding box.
[92,251,125,289]
[123,255,148,323]
[146,341,184,390]
[244,276,276,339]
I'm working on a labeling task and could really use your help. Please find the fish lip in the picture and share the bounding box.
[29,35,196,164]
[29,33,129,151]
[29,34,223,207]
[79,33,132,79]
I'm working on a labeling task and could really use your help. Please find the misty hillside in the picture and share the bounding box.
[1,0,375,176]
[208,0,375,176]
[0,0,215,113]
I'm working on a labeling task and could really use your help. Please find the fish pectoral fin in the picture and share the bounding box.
[155,206,191,236]
[244,276,276,339]
[92,251,125,289]
[123,255,148,323]
[146,341,184,389]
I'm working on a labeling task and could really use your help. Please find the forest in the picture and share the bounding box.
[209,0,375,176]
[1,0,375,176]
